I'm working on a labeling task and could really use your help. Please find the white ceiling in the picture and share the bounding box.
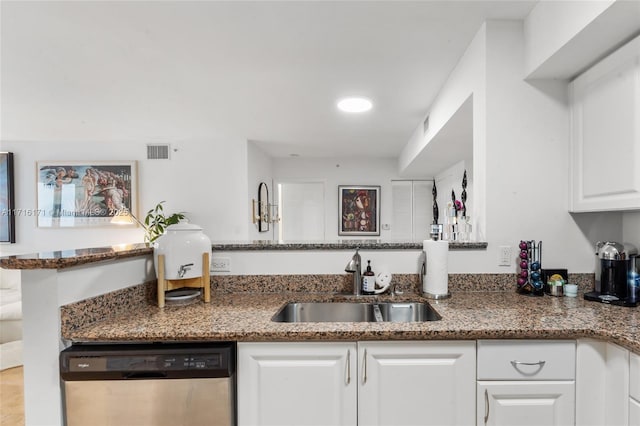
[1,0,537,159]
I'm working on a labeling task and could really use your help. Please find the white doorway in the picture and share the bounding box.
[277,181,325,241]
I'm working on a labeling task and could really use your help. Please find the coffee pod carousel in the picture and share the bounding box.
[154,221,212,308]
[516,240,543,296]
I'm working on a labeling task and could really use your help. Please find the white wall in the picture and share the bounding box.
[435,159,473,232]
[399,20,622,274]
[524,0,640,79]
[247,141,274,241]
[2,9,637,276]
[523,0,640,256]
[484,20,586,272]
[273,157,401,240]
[212,249,425,276]
[435,161,472,207]
[400,23,487,244]
[0,140,249,255]
[623,212,640,249]
[523,0,613,76]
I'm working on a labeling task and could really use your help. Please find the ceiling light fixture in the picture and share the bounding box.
[337,97,373,113]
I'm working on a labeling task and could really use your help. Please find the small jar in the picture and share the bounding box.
[564,283,578,298]
[547,283,563,297]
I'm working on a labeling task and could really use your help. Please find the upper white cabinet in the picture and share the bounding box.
[569,34,640,212]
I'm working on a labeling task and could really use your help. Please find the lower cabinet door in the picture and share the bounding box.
[358,341,476,426]
[477,381,575,426]
[238,342,357,426]
[630,397,640,426]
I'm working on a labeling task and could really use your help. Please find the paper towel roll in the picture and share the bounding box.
[423,239,449,297]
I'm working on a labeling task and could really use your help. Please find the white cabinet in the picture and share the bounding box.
[569,34,640,212]
[576,339,630,426]
[358,341,476,426]
[238,341,476,426]
[477,340,576,426]
[237,342,357,426]
[631,352,640,426]
[631,399,640,426]
[478,381,575,425]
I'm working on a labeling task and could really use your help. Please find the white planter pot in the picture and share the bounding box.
[153,222,212,280]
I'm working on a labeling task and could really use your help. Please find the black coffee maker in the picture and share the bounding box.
[585,241,638,307]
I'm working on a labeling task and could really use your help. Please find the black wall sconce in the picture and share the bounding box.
[252,182,279,232]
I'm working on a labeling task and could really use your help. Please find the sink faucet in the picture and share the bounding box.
[345,248,362,296]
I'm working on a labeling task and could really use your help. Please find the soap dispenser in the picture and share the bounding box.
[362,260,375,295]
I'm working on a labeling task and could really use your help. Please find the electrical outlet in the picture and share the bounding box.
[498,246,512,266]
[211,257,231,272]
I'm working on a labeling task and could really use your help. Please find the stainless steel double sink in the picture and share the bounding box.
[272,301,441,323]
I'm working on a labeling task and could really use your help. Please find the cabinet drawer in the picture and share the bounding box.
[478,340,575,380]
[631,352,640,401]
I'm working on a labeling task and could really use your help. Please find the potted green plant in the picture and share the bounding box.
[143,201,186,244]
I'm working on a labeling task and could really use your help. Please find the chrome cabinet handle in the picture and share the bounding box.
[484,389,489,424]
[362,349,367,384]
[510,360,546,367]
[345,350,351,385]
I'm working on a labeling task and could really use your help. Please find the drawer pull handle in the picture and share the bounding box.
[510,360,546,377]
[345,349,351,385]
[362,348,368,384]
[510,360,546,367]
[484,389,489,424]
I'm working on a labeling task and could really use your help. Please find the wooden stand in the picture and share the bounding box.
[156,252,211,308]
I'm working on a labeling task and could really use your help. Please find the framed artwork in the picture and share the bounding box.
[0,152,16,243]
[36,161,138,228]
[338,185,380,236]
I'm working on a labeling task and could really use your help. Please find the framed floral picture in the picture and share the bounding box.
[0,152,16,243]
[338,185,380,236]
[36,161,138,228]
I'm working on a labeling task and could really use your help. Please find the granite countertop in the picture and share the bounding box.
[211,240,488,251]
[0,243,153,269]
[64,290,640,355]
[0,240,486,270]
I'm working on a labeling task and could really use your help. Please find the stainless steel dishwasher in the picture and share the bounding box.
[60,342,236,426]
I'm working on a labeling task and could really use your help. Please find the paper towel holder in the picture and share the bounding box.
[420,250,451,300]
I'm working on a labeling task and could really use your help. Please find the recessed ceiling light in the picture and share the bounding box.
[337,97,373,113]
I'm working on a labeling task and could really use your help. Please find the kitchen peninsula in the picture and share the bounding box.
[2,243,639,425]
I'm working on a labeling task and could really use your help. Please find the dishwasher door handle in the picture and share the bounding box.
[124,372,168,379]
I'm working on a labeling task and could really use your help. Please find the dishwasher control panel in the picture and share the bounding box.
[60,342,235,380]
[66,353,222,372]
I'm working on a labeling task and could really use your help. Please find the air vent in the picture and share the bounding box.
[423,115,430,134]
[147,144,170,160]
